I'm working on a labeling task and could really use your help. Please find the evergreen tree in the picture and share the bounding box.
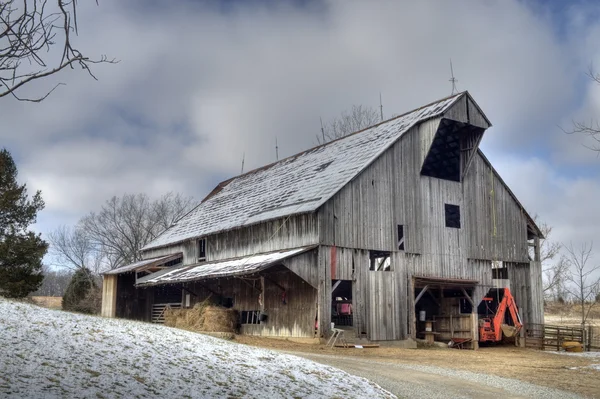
[0,149,47,298]
[62,268,98,314]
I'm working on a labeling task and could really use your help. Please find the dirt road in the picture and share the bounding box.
[284,352,583,399]
[236,335,600,397]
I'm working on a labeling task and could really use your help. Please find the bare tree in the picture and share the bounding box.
[1,0,115,102]
[80,193,197,268]
[531,217,567,298]
[33,264,72,296]
[544,256,570,301]
[47,224,103,274]
[563,241,600,325]
[565,66,600,150]
[318,104,380,144]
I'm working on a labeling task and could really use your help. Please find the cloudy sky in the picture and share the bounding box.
[3,0,600,264]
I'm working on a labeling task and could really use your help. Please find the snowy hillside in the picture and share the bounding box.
[0,298,394,398]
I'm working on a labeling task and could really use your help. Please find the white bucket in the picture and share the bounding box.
[331,322,335,329]
[419,310,426,322]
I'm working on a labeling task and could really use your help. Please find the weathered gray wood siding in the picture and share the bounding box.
[209,214,319,260]
[463,154,530,262]
[319,111,529,264]
[283,249,319,288]
[505,261,544,325]
[185,270,317,338]
[141,214,319,265]
[318,120,437,254]
[141,241,196,264]
[443,94,491,129]
[529,261,544,325]
[317,106,535,340]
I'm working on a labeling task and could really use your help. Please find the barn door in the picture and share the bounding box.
[365,270,399,341]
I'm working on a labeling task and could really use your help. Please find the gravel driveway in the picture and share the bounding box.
[284,352,586,399]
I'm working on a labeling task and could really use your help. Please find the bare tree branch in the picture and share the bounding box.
[563,241,600,325]
[563,64,600,151]
[0,0,117,102]
[317,104,380,144]
[80,193,197,269]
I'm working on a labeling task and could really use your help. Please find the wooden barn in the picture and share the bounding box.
[101,92,544,346]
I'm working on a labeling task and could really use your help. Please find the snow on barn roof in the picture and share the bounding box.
[136,246,315,286]
[103,253,183,275]
[142,92,466,251]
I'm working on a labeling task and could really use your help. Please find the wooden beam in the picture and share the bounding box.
[426,289,440,307]
[331,280,342,295]
[238,278,262,294]
[182,286,199,297]
[263,275,285,293]
[460,287,474,307]
[414,285,429,305]
[196,281,221,296]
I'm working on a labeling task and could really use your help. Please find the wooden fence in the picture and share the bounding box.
[525,324,584,351]
[587,326,600,351]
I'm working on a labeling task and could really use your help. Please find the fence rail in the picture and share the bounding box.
[525,323,584,351]
[151,303,182,324]
[587,326,600,351]
[525,323,600,351]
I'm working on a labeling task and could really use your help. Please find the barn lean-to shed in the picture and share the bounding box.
[101,91,544,347]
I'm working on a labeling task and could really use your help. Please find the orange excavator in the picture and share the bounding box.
[477,288,523,343]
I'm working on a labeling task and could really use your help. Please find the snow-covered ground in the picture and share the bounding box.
[556,350,600,370]
[0,298,394,398]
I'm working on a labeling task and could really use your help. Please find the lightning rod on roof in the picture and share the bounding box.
[449,59,458,95]
[320,117,326,143]
[241,152,245,174]
[379,93,384,121]
[275,138,279,161]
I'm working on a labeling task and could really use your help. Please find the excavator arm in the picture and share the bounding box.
[478,288,522,343]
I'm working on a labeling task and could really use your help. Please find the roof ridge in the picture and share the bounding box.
[208,91,467,187]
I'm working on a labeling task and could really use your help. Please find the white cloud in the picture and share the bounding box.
[2,0,600,261]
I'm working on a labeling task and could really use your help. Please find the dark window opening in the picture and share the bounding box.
[369,250,392,271]
[397,225,405,250]
[445,204,461,228]
[420,119,461,182]
[240,310,261,325]
[198,238,207,261]
[221,297,234,308]
[460,298,473,314]
[492,267,508,280]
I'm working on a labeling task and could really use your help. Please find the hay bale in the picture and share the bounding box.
[164,297,212,331]
[201,306,239,333]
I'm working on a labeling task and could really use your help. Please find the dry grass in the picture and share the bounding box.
[30,296,62,310]
[545,301,600,326]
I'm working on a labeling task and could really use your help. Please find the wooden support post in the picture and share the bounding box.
[414,285,429,305]
[534,236,541,262]
[101,274,117,318]
[471,312,479,350]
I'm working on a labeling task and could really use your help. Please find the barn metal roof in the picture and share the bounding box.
[142,93,466,251]
[103,253,182,275]
[135,246,316,286]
